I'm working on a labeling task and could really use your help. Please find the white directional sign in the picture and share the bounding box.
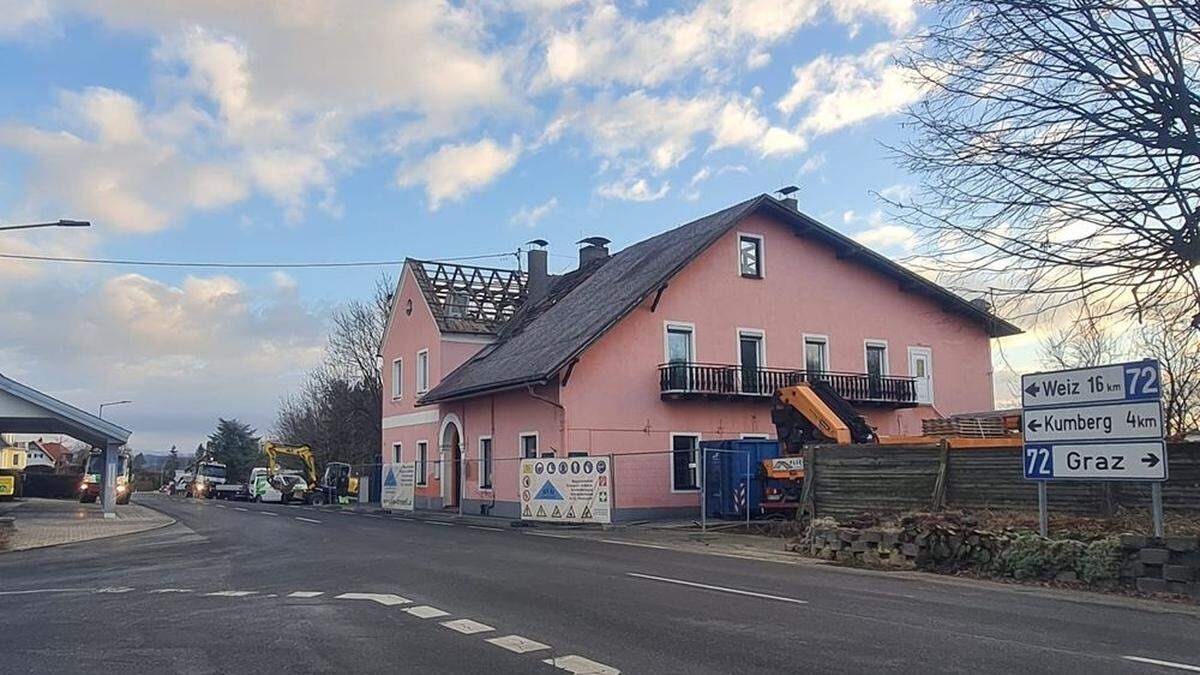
[1022,360,1167,482]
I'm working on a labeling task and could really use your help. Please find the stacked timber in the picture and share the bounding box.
[922,416,1012,439]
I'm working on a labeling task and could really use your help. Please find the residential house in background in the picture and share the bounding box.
[379,193,1021,520]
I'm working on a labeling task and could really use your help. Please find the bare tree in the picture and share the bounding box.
[1038,315,1126,370]
[1137,313,1200,436]
[891,1,1200,326]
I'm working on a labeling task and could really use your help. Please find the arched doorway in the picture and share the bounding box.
[439,416,462,508]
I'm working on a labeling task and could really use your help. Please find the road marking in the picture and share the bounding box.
[404,605,450,619]
[96,587,135,594]
[234,507,248,512]
[215,504,226,509]
[440,619,494,634]
[295,517,322,524]
[335,592,411,606]
[601,539,673,551]
[625,573,807,605]
[486,635,551,654]
[0,588,91,596]
[544,655,621,674]
[148,588,193,594]
[468,525,505,532]
[526,532,575,540]
[260,511,278,516]
[205,591,257,597]
[425,521,453,526]
[287,591,324,598]
[1122,656,1200,672]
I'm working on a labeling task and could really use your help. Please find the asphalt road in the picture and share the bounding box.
[2,494,1199,674]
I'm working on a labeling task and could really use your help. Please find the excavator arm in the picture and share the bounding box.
[263,442,318,488]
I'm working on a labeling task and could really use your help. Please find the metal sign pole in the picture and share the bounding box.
[700,447,707,533]
[1152,482,1164,538]
[1038,481,1048,537]
[745,450,751,531]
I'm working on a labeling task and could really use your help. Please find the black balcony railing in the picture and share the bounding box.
[657,362,918,406]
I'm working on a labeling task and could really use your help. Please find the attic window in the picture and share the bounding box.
[446,291,470,318]
[739,233,763,278]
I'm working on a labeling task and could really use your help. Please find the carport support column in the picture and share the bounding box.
[101,441,120,518]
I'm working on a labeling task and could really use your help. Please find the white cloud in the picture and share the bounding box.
[846,209,916,251]
[0,0,53,37]
[777,42,926,135]
[397,136,521,210]
[597,178,670,202]
[828,0,916,36]
[509,197,559,229]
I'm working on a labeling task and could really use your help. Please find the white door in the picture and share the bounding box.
[908,347,933,404]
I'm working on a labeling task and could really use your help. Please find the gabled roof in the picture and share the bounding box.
[0,372,131,447]
[420,194,1022,404]
[30,439,71,463]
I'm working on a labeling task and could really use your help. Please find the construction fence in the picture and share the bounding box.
[801,441,1200,520]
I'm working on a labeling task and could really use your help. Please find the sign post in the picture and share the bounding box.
[1022,360,1167,536]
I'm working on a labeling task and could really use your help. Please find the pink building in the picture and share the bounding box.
[379,194,1021,520]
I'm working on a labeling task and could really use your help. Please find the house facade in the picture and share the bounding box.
[379,194,1020,520]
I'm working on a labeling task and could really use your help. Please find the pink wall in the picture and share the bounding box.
[559,211,994,509]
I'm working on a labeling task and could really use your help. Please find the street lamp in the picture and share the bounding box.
[98,400,132,419]
[0,219,91,232]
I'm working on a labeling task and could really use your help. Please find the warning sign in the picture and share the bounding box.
[381,462,415,511]
[518,457,612,524]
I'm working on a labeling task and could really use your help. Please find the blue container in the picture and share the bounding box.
[700,440,781,519]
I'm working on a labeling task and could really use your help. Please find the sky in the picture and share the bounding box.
[0,0,1039,453]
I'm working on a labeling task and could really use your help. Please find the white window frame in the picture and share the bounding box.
[802,333,830,373]
[416,440,429,486]
[478,436,493,490]
[391,358,403,400]
[663,321,696,363]
[908,346,934,405]
[737,231,765,278]
[864,339,889,375]
[416,348,430,393]
[736,328,766,367]
[518,432,539,460]
[391,442,403,464]
[669,432,703,493]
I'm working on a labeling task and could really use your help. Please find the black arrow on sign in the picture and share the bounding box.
[1141,453,1160,468]
[1024,382,1040,397]
[1026,418,1042,433]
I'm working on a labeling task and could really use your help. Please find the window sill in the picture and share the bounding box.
[740,273,763,280]
[670,487,701,494]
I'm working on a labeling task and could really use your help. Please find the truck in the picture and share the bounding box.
[79,449,133,504]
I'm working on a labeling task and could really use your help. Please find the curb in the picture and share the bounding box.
[0,500,177,555]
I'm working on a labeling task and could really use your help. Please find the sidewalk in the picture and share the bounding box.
[0,497,173,552]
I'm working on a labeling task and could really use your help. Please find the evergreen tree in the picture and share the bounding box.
[206,418,261,483]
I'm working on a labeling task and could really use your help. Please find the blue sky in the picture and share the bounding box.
[0,1,1032,451]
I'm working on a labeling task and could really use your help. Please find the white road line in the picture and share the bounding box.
[625,573,807,605]
[95,587,135,594]
[404,605,450,619]
[601,539,674,551]
[205,591,257,597]
[486,635,551,654]
[1123,656,1200,672]
[148,588,193,594]
[287,591,324,598]
[215,504,226,509]
[0,588,91,596]
[544,655,621,674]
[526,532,575,540]
[295,517,322,524]
[440,619,495,635]
[425,521,453,526]
[467,525,505,532]
[335,592,411,606]
[260,511,278,516]
[234,507,248,512]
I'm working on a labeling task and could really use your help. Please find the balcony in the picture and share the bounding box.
[657,362,918,407]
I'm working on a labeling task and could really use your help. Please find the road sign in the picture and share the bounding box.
[1021,359,1161,408]
[1023,441,1167,481]
[1023,400,1164,443]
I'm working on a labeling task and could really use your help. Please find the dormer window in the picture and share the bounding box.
[446,291,470,318]
[739,234,763,278]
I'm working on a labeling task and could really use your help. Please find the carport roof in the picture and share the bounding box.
[0,372,131,448]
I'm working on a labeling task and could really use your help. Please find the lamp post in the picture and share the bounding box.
[98,400,132,419]
[0,220,90,232]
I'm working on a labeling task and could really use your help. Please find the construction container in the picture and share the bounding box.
[701,439,781,519]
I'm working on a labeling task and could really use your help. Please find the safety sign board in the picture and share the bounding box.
[381,462,415,511]
[519,456,612,524]
[1022,360,1167,482]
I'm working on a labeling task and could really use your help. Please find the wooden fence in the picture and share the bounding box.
[801,441,1200,520]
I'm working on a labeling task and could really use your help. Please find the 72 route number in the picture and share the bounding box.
[1025,446,1052,479]
[1124,363,1159,398]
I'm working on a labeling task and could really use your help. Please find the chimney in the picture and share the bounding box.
[775,185,800,211]
[525,240,549,304]
[577,237,611,268]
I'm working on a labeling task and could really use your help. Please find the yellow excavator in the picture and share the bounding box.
[263,442,359,505]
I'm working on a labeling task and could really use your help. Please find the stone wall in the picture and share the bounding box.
[1120,534,1200,597]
